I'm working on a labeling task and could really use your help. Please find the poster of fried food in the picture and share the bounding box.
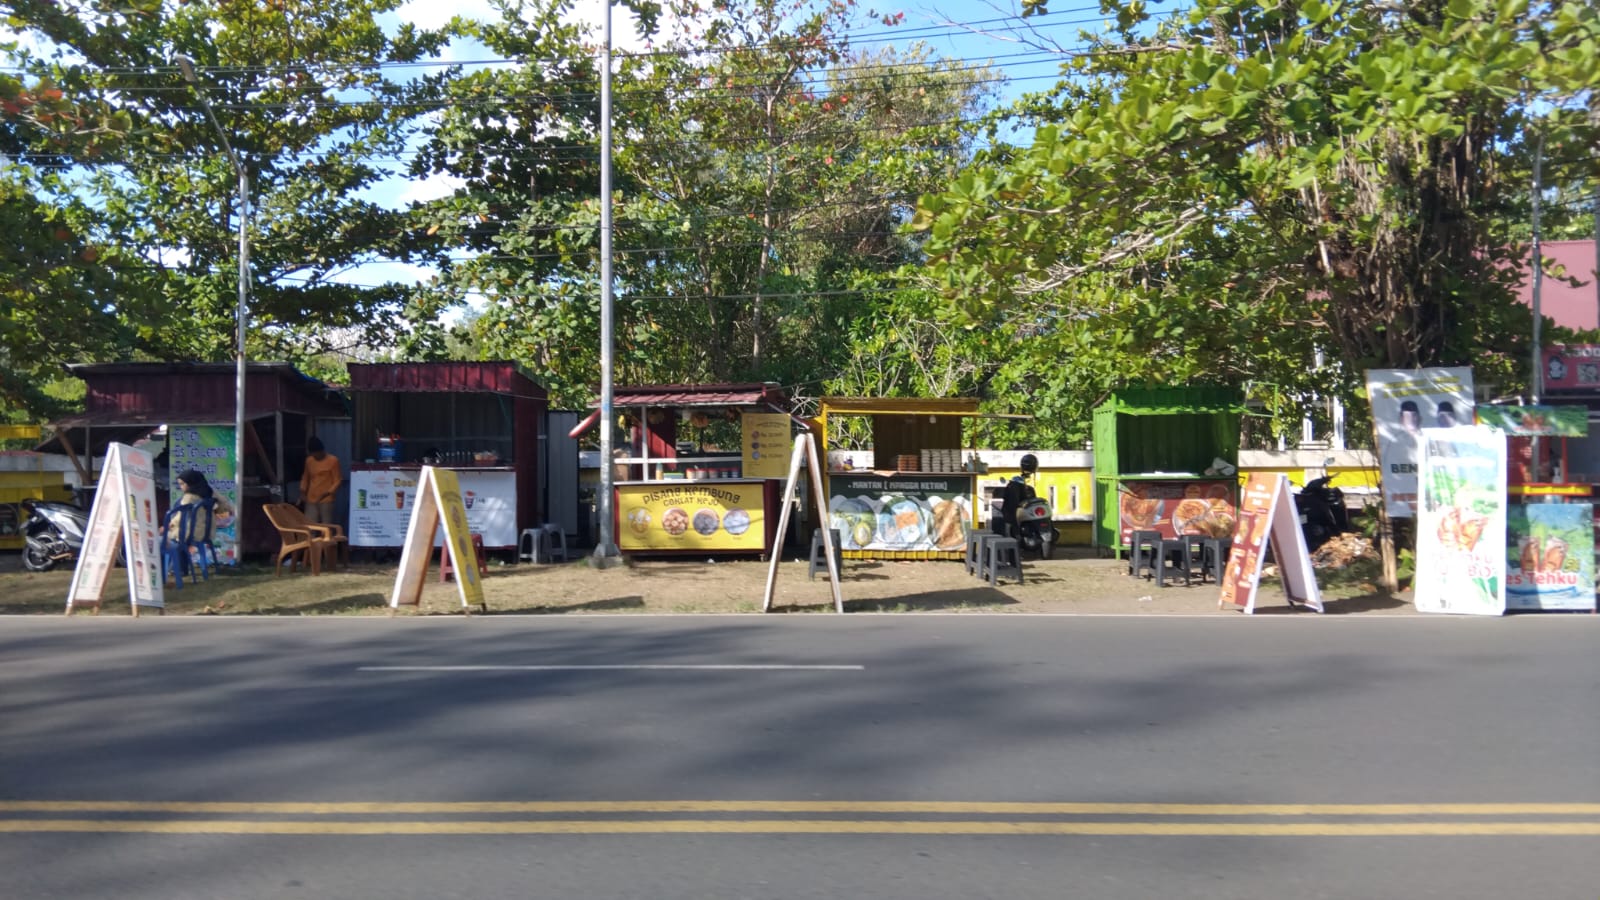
[1506,503,1595,611]
[617,481,766,551]
[1415,425,1506,615]
[1117,480,1236,547]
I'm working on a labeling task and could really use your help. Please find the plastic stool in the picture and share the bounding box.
[518,528,540,562]
[808,528,841,580]
[1154,539,1193,587]
[983,536,1023,585]
[537,524,568,563]
[965,528,997,577]
[440,533,488,583]
[1128,530,1161,576]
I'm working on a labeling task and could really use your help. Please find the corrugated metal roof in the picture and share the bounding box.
[596,383,788,408]
[347,361,546,398]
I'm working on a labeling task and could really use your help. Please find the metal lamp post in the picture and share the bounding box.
[177,54,249,558]
[592,4,621,564]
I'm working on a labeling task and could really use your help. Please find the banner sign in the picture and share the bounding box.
[619,481,766,551]
[390,466,484,611]
[1364,367,1475,518]
[66,443,165,613]
[827,473,972,553]
[167,425,240,564]
[741,412,791,479]
[1115,479,1237,547]
[1507,503,1596,611]
[1415,425,1507,615]
[1218,474,1323,614]
[1540,345,1600,391]
[1475,405,1588,437]
[349,468,516,547]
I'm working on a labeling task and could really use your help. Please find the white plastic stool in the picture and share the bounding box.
[518,528,541,563]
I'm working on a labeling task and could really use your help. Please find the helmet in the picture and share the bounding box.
[1019,453,1038,474]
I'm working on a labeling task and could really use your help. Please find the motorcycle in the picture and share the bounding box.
[992,483,1059,560]
[20,498,91,572]
[1294,475,1349,553]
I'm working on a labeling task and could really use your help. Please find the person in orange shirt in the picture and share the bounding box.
[299,436,342,524]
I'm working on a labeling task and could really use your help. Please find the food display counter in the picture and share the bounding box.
[818,397,992,560]
[577,383,795,557]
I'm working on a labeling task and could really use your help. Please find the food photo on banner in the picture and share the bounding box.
[1414,425,1507,615]
[827,474,972,553]
[1364,367,1475,519]
[166,425,240,565]
[1506,503,1596,612]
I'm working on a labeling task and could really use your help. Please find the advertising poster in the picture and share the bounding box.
[828,474,971,553]
[1507,503,1595,611]
[66,443,165,613]
[1116,480,1237,545]
[350,469,515,547]
[1474,405,1588,437]
[619,481,765,551]
[167,425,240,564]
[741,412,791,480]
[1415,425,1507,615]
[1217,474,1322,614]
[430,467,485,607]
[1540,344,1600,391]
[1364,368,1475,518]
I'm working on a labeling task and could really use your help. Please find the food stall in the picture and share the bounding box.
[1092,387,1245,556]
[817,397,991,561]
[37,362,349,560]
[575,383,795,557]
[345,362,548,552]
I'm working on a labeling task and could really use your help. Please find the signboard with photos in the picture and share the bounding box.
[1414,425,1507,616]
[66,442,165,614]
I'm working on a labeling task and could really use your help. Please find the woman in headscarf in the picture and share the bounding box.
[167,469,235,544]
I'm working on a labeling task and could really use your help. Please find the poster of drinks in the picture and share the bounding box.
[1415,425,1506,615]
[1364,367,1475,519]
[1506,503,1595,611]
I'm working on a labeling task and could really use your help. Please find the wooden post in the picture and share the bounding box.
[1378,502,1398,593]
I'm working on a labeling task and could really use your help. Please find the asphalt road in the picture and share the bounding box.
[2,615,1597,899]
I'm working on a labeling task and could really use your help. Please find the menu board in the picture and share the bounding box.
[1507,503,1596,611]
[741,412,791,479]
[827,473,972,553]
[349,468,516,547]
[617,481,765,551]
[1414,425,1506,615]
[1217,474,1321,614]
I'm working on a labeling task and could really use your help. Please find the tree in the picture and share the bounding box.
[912,0,1600,422]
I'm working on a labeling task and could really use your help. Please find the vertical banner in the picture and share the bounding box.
[167,425,240,565]
[389,466,484,612]
[1218,474,1323,614]
[1506,503,1595,612]
[1364,368,1475,518]
[741,412,791,480]
[1415,425,1507,615]
[66,443,165,614]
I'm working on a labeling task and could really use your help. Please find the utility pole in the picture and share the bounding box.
[591,1,621,565]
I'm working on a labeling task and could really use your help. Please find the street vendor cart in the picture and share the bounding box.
[1093,387,1245,556]
[345,362,548,552]
[817,397,988,560]
[573,383,795,557]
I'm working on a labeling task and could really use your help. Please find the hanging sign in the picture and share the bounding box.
[389,466,485,612]
[1414,425,1507,615]
[1507,503,1595,612]
[66,442,165,615]
[741,412,791,479]
[1364,367,1475,519]
[1218,474,1323,614]
[1539,345,1600,391]
[1474,405,1588,437]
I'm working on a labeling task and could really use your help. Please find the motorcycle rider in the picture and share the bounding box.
[997,453,1039,539]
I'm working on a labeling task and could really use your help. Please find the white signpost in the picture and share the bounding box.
[763,433,843,613]
[66,442,165,616]
[389,466,486,614]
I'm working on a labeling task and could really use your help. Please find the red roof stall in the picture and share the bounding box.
[40,362,349,559]
[345,362,548,551]
[579,383,796,558]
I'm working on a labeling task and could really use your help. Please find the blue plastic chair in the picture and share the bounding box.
[184,497,218,580]
[160,504,194,589]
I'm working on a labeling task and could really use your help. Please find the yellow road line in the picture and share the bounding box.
[2,801,1599,816]
[1,819,1598,836]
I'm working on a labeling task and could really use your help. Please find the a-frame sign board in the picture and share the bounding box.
[1218,473,1324,614]
[763,433,844,613]
[66,442,165,616]
[390,466,486,614]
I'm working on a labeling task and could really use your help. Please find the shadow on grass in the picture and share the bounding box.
[766,586,1021,614]
[248,592,392,615]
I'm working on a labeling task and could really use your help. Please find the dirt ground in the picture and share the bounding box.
[0,544,1408,616]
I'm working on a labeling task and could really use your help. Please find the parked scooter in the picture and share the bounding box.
[1295,475,1349,553]
[992,454,1058,560]
[20,498,90,572]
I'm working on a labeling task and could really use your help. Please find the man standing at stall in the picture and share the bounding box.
[300,436,343,525]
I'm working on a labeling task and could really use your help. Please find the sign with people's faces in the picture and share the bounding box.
[1364,368,1475,519]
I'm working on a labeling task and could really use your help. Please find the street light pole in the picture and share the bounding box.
[592,4,621,564]
[177,55,249,560]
